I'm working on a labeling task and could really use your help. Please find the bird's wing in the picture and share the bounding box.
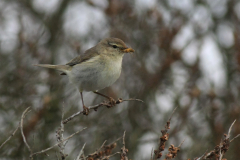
[66,47,99,66]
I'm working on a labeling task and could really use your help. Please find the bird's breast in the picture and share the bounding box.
[97,55,123,89]
[69,55,123,91]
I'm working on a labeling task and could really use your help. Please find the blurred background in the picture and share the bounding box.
[0,0,240,159]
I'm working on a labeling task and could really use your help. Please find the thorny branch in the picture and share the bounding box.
[63,98,143,124]
[153,107,178,160]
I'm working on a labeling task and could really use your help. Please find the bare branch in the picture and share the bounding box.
[55,151,60,160]
[120,131,128,160]
[168,106,178,122]
[122,98,144,103]
[63,98,143,124]
[102,151,121,159]
[0,123,20,149]
[20,107,33,159]
[76,143,86,160]
[31,127,87,157]
[98,140,107,152]
[56,102,68,159]
[195,150,208,160]
[230,134,240,143]
[178,138,185,148]
[108,151,121,157]
[150,148,154,160]
[109,136,123,144]
[227,119,236,139]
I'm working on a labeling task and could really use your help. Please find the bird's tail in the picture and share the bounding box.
[34,64,71,74]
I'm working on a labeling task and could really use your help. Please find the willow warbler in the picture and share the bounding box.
[35,38,134,115]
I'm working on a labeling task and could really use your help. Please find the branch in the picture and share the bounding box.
[227,119,236,139]
[63,98,143,124]
[102,151,121,160]
[0,123,20,149]
[86,137,120,159]
[120,131,128,160]
[76,143,86,160]
[56,103,68,159]
[202,120,238,160]
[154,106,178,160]
[195,150,208,160]
[163,139,185,160]
[230,134,240,143]
[150,148,154,160]
[20,107,33,159]
[31,127,87,157]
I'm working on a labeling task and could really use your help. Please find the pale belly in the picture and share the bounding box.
[68,56,122,92]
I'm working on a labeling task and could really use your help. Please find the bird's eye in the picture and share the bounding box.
[112,45,118,48]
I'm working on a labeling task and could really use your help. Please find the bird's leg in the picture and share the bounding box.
[93,91,116,107]
[80,92,89,115]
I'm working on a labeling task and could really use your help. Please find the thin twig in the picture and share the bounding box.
[109,136,122,145]
[86,140,107,158]
[86,152,121,160]
[230,134,240,142]
[0,123,20,149]
[122,131,126,148]
[122,98,144,103]
[86,138,119,159]
[63,98,143,124]
[76,143,86,160]
[103,151,121,159]
[108,151,121,158]
[195,150,208,160]
[98,140,107,152]
[150,148,154,160]
[178,138,185,147]
[57,102,67,159]
[227,119,236,139]
[120,131,128,160]
[20,107,33,159]
[31,127,87,157]
[55,151,60,160]
[168,106,178,122]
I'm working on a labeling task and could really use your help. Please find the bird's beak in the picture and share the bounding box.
[122,48,135,53]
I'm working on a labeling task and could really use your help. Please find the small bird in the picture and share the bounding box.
[35,38,134,115]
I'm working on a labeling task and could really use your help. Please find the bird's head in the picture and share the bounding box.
[97,38,134,56]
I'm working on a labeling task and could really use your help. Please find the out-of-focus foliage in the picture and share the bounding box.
[0,0,240,159]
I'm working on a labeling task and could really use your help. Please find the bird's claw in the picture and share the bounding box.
[82,105,89,115]
[108,97,116,108]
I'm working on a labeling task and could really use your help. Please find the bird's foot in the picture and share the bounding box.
[107,97,116,108]
[82,105,89,115]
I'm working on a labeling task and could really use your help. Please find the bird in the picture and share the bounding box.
[35,37,134,115]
